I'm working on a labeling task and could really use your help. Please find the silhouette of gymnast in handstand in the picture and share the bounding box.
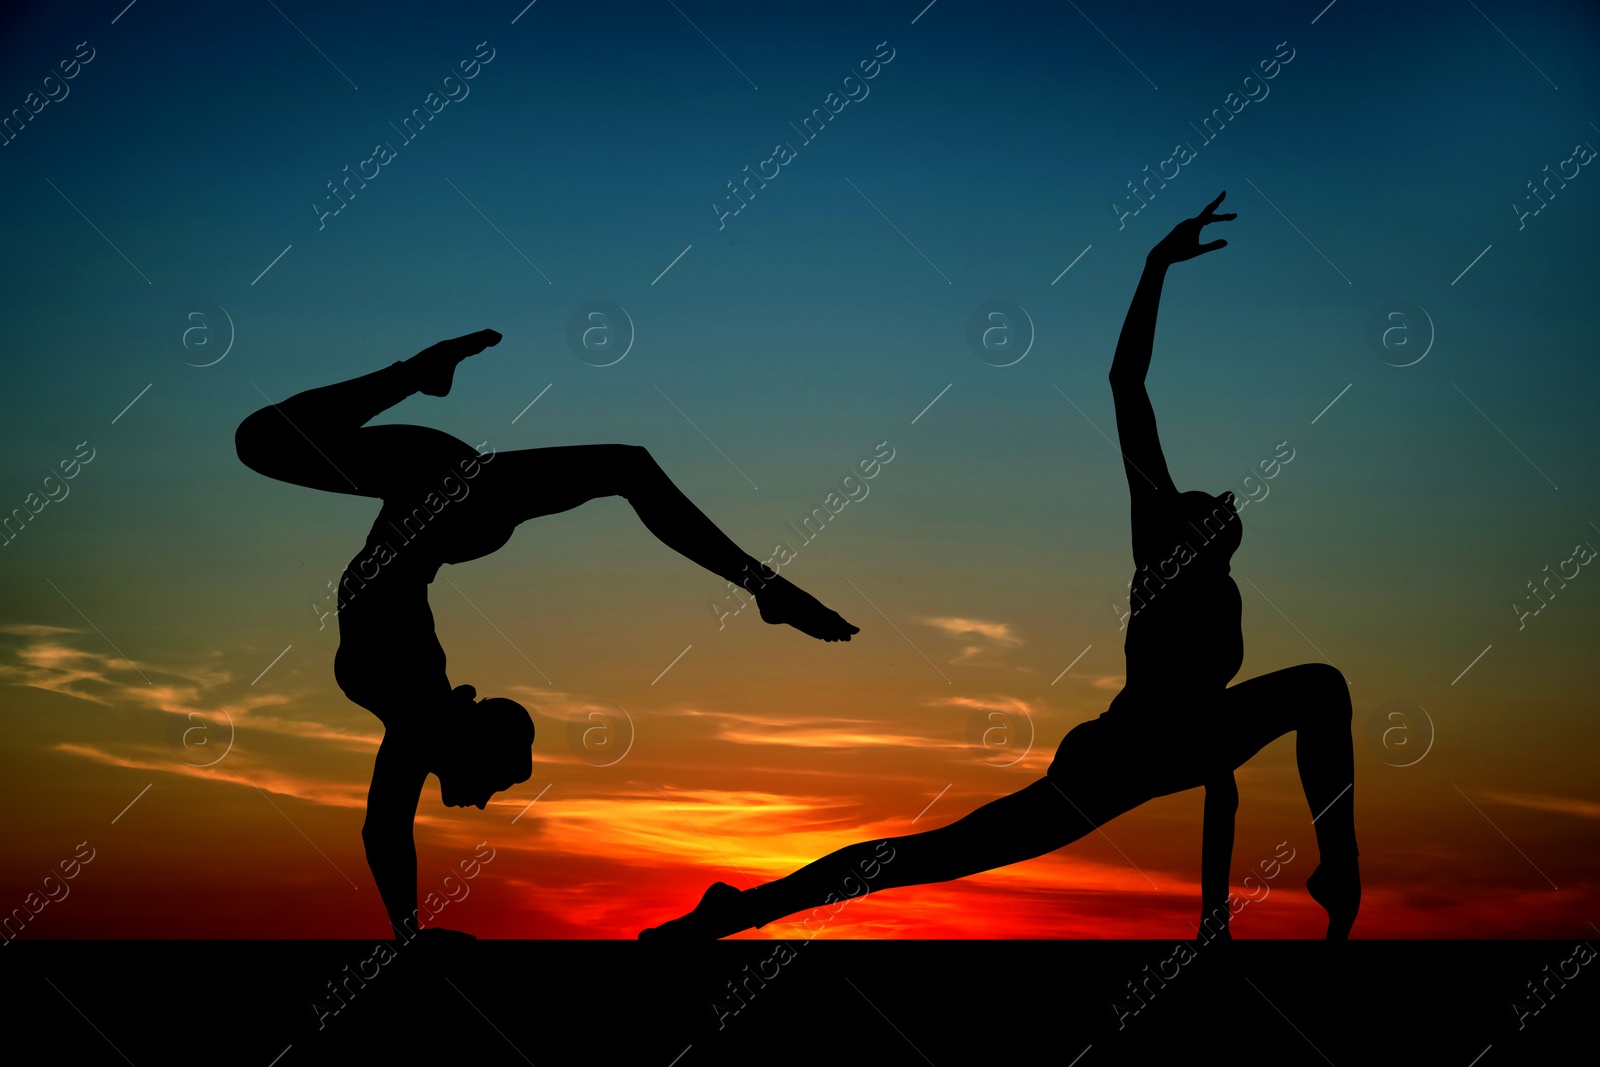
[235,331,858,937]
[642,194,1361,942]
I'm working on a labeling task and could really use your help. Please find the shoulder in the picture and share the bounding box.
[1130,491,1182,553]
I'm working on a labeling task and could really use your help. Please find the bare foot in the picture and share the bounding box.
[1306,860,1360,940]
[639,881,751,941]
[409,329,502,397]
[753,573,859,642]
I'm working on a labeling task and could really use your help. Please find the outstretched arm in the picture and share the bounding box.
[1109,261,1176,499]
[1200,772,1238,938]
[1109,192,1236,503]
[362,732,428,936]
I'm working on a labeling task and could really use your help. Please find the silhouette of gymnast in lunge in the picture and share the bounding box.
[642,194,1361,942]
[235,331,858,937]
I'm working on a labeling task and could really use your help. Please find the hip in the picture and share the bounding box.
[1048,689,1231,791]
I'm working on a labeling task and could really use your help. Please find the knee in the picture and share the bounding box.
[1299,663,1351,720]
[234,407,280,474]
[618,443,655,468]
[607,444,661,490]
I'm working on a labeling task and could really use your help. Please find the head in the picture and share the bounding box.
[1169,489,1242,566]
[433,686,535,810]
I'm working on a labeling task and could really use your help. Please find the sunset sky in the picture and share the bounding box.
[2,0,1598,941]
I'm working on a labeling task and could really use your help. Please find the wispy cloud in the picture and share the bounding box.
[920,616,1024,666]
[56,742,369,809]
[659,706,959,751]
[926,694,1037,716]
[1481,791,1600,820]
[0,623,80,636]
[921,617,1023,645]
[0,627,381,749]
[2,627,390,815]
[499,784,878,873]
[0,640,135,704]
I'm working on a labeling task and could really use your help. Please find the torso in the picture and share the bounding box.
[1117,492,1244,704]
[331,486,517,726]
[1122,567,1242,695]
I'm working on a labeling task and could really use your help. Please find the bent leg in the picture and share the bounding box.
[235,332,495,497]
[1215,663,1359,936]
[1215,663,1355,860]
[236,362,423,496]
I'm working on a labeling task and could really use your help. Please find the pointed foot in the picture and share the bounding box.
[639,881,752,942]
[410,329,502,397]
[754,574,859,643]
[1307,860,1360,940]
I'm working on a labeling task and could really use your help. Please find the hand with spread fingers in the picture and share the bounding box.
[1149,191,1237,265]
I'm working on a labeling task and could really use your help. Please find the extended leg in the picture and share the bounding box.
[642,776,1143,939]
[478,444,859,641]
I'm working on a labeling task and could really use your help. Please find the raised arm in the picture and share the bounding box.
[1109,192,1236,503]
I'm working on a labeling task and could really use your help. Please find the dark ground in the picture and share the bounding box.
[3,940,1592,1064]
